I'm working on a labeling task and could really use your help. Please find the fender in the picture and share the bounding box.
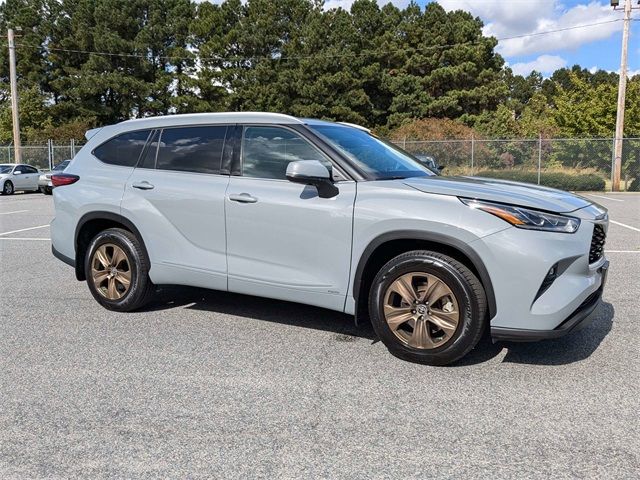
[352,230,497,319]
[74,211,149,281]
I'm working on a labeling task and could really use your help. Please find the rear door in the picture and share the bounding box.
[225,125,356,311]
[121,125,231,290]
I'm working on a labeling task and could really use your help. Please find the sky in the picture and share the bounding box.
[326,0,640,77]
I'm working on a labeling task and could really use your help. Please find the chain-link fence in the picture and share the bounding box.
[0,140,83,170]
[2,137,638,191]
[392,137,640,191]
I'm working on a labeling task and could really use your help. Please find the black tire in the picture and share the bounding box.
[84,228,155,312]
[45,186,52,195]
[2,181,14,195]
[369,250,487,366]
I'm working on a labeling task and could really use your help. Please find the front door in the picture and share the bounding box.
[225,125,356,311]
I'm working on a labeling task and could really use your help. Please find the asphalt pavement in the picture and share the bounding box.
[1,192,638,479]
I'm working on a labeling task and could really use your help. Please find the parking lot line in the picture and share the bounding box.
[0,237,50,241]
[0,210,29,215]
[0,224,49,237]
[610,220,640,233]
[587,194,624,202]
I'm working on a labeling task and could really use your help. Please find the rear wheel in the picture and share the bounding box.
[369,250,487,365]
[2,181,14,195]
[85,228,154,311]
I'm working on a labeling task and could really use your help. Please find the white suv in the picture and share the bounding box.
[51,113,609,365]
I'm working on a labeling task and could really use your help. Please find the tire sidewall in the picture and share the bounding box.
[3,181,13,195]
[369,253,481,364]
[84,229,144,311]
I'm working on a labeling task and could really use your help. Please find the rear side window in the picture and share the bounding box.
[155,126,227,174]
[93,130,151,167]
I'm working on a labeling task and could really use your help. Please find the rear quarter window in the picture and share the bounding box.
[93,130,151,167]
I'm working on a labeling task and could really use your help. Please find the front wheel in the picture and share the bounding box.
[2,181,14,195]
[369,250,487,366]
[85,228,154,312]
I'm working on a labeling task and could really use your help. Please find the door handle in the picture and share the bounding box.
[132,181,154,190]
[229,193,258,203]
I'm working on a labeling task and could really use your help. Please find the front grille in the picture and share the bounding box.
[589,224,606,264]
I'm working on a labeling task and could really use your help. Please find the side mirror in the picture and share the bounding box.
[286,160,339,198]
[13,170,22,175]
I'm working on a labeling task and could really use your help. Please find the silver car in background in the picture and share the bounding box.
[39,160,71,194]
[0,163,41,195]
[50,113,609,365]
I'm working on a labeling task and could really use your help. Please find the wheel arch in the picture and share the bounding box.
[74,211,148,281]
[353,231,496,321]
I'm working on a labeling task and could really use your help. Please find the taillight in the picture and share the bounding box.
[51,173,79,187]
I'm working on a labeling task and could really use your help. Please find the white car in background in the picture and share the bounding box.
[0,163,41,195]
[39,160,71,194]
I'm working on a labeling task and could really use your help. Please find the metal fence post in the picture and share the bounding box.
[471,135,475,175]
[48,139,53,170]
[71,138,75,157]
[611,136,616,192]
[537,133,542,185]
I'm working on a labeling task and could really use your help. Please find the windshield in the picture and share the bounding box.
[53,160,70,171]
[309,125,434,180]
[0,165,14,174]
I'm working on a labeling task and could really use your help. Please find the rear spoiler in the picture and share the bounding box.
[84,127,103,140]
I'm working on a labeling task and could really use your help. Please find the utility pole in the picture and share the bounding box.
[611,0,638,191]
[7,28,22,163]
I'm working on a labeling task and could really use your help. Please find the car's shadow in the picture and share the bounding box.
[143,286,614,367]
[145,285,376,340]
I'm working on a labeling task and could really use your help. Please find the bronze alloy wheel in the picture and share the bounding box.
[91,243,132,300]
[383,272,460,349]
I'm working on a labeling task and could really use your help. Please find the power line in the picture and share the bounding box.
[0,18,626,64]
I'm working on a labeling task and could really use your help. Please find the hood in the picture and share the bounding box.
[403,175,593,213]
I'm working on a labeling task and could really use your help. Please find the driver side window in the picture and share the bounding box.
[241,126,332,180]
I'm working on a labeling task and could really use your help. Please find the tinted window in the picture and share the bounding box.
[24,165,38,174]
[138,130,160,169]
[53,160,70,171]
[94,130,151,167]
[156,126,227,174]
[0,165,12,174]
[242,126,331,180]
[310,124,433,180]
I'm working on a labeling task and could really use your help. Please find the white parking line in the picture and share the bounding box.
[0,237,50,241]
[610,220,640,233]
[0,224,49,237]
[0,210,29,215]
[588,194,624,202]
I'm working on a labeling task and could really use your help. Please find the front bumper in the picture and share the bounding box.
[491,260,607,341]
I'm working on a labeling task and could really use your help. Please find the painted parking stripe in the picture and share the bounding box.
[0,224,49,237]
[587,194,624,202]
[610,220,640,233]
[0,210,29,215]
[0,237,50,241]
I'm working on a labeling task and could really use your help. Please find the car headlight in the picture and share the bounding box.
[460,198,580,233]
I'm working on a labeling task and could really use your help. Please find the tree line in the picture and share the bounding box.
[0,0,639,146]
